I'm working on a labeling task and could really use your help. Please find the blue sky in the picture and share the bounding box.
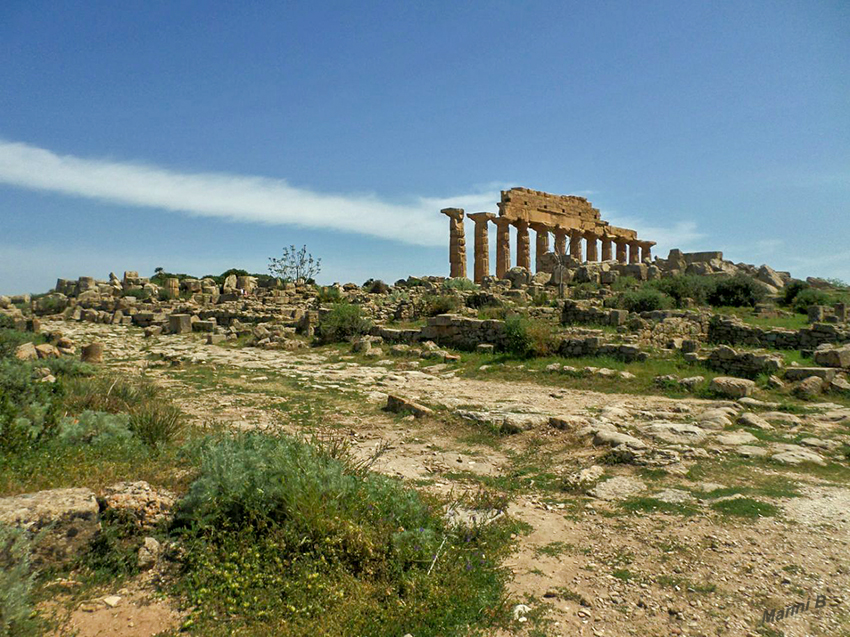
[1,1,848,294]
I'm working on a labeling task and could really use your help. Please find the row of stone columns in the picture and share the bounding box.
[443,209,655,283]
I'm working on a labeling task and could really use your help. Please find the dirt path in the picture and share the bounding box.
[45,321,850,636]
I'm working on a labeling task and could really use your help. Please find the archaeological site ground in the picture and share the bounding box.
[1,188,849,637]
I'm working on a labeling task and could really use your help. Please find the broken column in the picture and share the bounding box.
[514,220,531,271]
[467,212,495,283]
[441,208,467,278]
[494,217,512,279]
[639,240,655,262]
[531,223,550,272]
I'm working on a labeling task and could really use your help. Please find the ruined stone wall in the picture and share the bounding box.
[707,316,850,350]
[557,336,647,362]
[693,345,785,379]
[419,314,507,350]
[499,188,601,225]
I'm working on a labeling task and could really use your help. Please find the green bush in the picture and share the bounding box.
[442,278,478,292]
[61,374,158,415]
[56,411,137,448]
[0,524,39,637]
[316,286,344,304]
[651,274,714,307]
[611,275,640,292]
[791,287,832,314]
[782,280,808,306]
[706,274,766,308]
[620,288,673,313]
[316,303,372,344]
[122,288,151,301]
[570,282,600,299]
[422,294,460,317]
[174,432,511,633]
[0,359,61,454]
[501,316,555,357]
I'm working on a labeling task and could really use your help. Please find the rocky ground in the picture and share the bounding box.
[40,319,850,636]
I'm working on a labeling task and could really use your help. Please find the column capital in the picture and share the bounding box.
[467,212,496,224]
[493,216,513,228]
[441,207,465,221]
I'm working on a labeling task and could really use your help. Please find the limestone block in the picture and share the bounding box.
[784,367,836,382]
[385,394,433,418]
[81,343,103,364]
[793,376,824,398]
[813,345,850,368]
[709,376,756,398]
[168,314,192,334]
[14,342,38,361]
[0,488,100,567]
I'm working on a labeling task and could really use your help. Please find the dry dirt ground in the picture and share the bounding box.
[43,321,850,637]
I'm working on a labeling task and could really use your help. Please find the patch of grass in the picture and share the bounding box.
[710,497,777,518]
[611,568,634,581]
[0,524,41,636]
[534,541,574,558]
[619,497,700,516]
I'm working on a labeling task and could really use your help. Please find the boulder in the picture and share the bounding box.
[814,345,850,369]
[793,376,824,399]
[590,476,646,501]
[0,488,100,567]
[709,376,756,399]
[737,412,773,430]
[168,314,192,335]
[34,343,60,359]
[81,342,103,364]
[505,267,530,289]
[14,342,38,361]
[592,429,647,450]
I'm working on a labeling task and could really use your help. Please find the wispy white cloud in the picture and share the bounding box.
[0,139,501,248]
[0,139,707,264]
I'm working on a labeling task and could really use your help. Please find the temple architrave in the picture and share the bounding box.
[441,187,656,282]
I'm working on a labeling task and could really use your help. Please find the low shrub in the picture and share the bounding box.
[56,411,137,448]
[465,292,502,310]
[570,282,600,299]
[316,286,344,304]
[791,287,833,314]
[650,274,714,307]
[442,278,478,292]
[364,279,391,294]
[315,303,372,344]
[611,275,640,292]
[782,279,809,306]
[174,432,511,633]
[502,316,556,358]
[62,375,158,415]
[122,288,151,301]
[707,274,766,308]
[620,288,673,313]
[422,294,460,317]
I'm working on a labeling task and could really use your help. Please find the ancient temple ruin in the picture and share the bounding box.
[441,187,655,282]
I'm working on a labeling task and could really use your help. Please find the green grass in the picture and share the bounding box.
[611,568,634,581]
[709,497,778,518]
[618,497,700,516]
[534,541,575,558]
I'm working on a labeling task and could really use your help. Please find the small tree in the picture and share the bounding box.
[268,245,321,283]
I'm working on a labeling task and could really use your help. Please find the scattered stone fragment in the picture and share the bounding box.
[137,536,162,570]
[737,412,773,430]
[592,429,647,450]
[385,394,434,418]
[641,421,706,445]
[14,342,37,361]
[716,431,759,446]
[736,445,769,458]
[772,449,826,466]
[653,489,694,504]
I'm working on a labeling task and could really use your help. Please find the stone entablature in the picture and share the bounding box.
[441,187,654,282]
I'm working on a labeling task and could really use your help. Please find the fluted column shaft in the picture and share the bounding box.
[569,229,583,262]
[531,223,550,272]
[584,231,598,262]
[554,227,568,256]
[467,213,495,283]
[628,241,640,265]
[494,217,512,279]
[601,236,613,261]
[615,239,628,264]
[515,221,531,271]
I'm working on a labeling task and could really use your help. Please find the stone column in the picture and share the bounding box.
[530,223,550,272]
[514,220,531,271]
[494,217,512,279]
[467,213,496,283]
[569,229,583,262]
[584,231,598,262]
[615,239,628,264]
[554,226,568,256]
[441,208,467,278]
[639,241,656,262]
[601,235,613,261]
[628,240,640,265]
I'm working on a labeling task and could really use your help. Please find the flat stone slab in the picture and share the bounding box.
[591,476,646,501]
[784,367,836,382]
[710,376,756,398]
[0,487,100,566]
[772,449,826,466]
[593,429,647,450]
[716,431,760,446]
[737,412,773,430]
[761,411,803,426]
[653,489,695,504]
[736,445,769,458]
[641,421,706,445]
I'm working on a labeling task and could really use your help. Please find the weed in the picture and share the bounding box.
[619,497,699,516]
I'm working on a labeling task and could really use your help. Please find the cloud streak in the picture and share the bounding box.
[0,139,705,256]
[0,139,500,247]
